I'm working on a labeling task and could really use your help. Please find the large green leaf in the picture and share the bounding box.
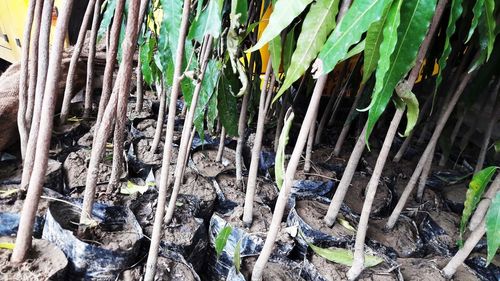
[465,0,485,43]
[282,27,296,73]
[139,33,156,85]
[161,0,182,59]
[215,225,232,259]
[193,60,221,140]
[274,0,340,102]
[434,0,464,98]
[316,0,393,76]
[246,0,313,53]
[309,244,383,267]
[217,67,240,137]
[486,192,500,265]
[188,0,222,43]
[362,3,392,84]
[275,110,294,190]
[365,0,436,143]
[483,0,497,60]
[269,36,282,77]
[460,166,498,246]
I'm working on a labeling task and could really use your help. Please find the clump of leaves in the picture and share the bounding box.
[459,166,497,246]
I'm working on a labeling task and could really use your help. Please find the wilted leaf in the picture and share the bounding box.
[309,244,383,267]
[215,225,232,259]
[246,0,313,53]
[274,0,340,102]
[366,0,436,144]
[0,242,15,250]
[275,109,295,190]
[120,181,150,195]
[315,0,392,76]
[460,166,497,246]
[486,192,500,265]
[188,0,222,42]
[234,239,242,272]
[396,82,419,136]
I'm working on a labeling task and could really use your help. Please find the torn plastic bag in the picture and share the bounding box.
[42,199,143,280]
[258,151,275,174]
[0,212,44,238]
[465,256,500,281]
[426,170,472,189]
[291,180,334,200]
[207,213,294,280]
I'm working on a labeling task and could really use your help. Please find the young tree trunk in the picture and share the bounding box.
[181,127,197,180]
[347,109,405,280]
[94,0,126,131]
[20,0,55,193]
[334,82,365,156]
[252,73,329,281]
[386,67,476,230]
[164,36,214,225]
[468,172,500,230]
[135,1,148,113]
[304,110,318,173]
[79,0,141,227]
[17,0,37,160]
[243,60,273,226]
[83,0,102,119]
[216,126,226,162]
[416,145,435,200]
[149,82,166,154]
[475,81,500,172]
[394,94,432,162]
[143,1,192,278]
[442,217,487,278]
[60,0,97,124]
[235,55,254,184]
[12,0,75,263]
[25,0,43,130]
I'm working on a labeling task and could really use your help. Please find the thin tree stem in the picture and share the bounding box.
[150,82,166,154]
[475,81,500,172]
[416,145,435,200]
[334,82,365,156]
[216,126,226,162]
[143,1,192,278]
[12,0,75,263]
[83,0,102,119]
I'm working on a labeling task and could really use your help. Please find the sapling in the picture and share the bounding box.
[149,81,166,154]
[83,0,102,119]
[135,0,149,113]
[273,96,288,152]
[79,0,142,227]
[164,35,214,224]
[243,60,273,225]
[60,0,98,124]
[386,57,477,230]
[143,1,192,278]
[216,126,226,162]
[17,0,37,159]
[12,0,75,263]
[304,109,318,173]
[475,80,500,172]
[25,0,43,130]
[20,0,55,193]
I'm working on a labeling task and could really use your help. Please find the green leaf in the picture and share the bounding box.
[215,225,232,259]
[97,0,117,42]
[362,3,392,84]
[396,84,419,136]
[483,0,497,60]
[246,0,314,53]
[269,36,282,77]
[188,0,222,42]
[160,0,183,59]
[275,110,295,190]
[274,0,340,102]
[316,0,392,76]
[206,88,218,133]
[365,0,436,144]
[193,60,221,140]
[460,166,498,246]
[231,0,248,26]
[139,33,156,85]
[465,0,485,43]
[310,244,383,267]
[486,192,500,265]
[217,67,240,137]
[234,239,242,272]
[0,242,15,250]
[120,180,151,195]
[494,140,500,153]
[282,27,296,73]
[434,0,464,99]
